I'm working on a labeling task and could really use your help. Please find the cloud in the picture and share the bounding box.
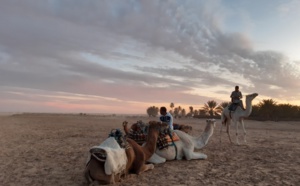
[0,0,299,113]
[277,0,300,17]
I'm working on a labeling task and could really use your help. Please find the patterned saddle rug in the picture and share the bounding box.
[108,128,129,149]
[89,128,129,162]
[127,120,180,150]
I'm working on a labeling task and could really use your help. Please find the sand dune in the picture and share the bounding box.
[0,113,299,185]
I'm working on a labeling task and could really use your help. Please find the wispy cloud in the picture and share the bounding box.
[0,0,299,113]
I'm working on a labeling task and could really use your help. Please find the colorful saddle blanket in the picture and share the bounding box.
[156,131,180,150]
[127,121,148,145]
[108,128,129,149]
[127,121,180,150]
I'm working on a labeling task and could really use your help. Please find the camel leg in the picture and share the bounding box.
[241,119,247,143]
[235,120,240,145]
[147,153,167,164]
[223,118,232,143]
[219,121,223,143]
[183,149,207,160]
[226,122,232,143]
[137,163,154,174]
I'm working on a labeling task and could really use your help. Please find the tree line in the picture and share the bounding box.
[146,99,300,121]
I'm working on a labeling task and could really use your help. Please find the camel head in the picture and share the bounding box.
[122,121,128,127]
[204,119,216,132]
[246,93,258,101]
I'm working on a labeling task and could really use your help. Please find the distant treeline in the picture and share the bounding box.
[147,99,300,121]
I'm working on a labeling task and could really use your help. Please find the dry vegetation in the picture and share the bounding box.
[0,113,299,185]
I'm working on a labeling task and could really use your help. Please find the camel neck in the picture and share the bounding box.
[244,99,253,117]
[142,127,159,159]
[194,124,214,149]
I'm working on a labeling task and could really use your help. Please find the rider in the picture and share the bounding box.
[159,106,174,130]
[230,86,245,110]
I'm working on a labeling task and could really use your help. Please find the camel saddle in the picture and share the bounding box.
[108,129,129,149]
[156,131,180,150]
[228,103,239,111]
[89,129,129,163]
[127,121,148,145]
[127,121,179,150]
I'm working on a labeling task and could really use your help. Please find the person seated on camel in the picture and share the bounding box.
[159,106,174,130]
[230,86,245,110]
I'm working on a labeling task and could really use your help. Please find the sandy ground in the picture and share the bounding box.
[0,113,299,186]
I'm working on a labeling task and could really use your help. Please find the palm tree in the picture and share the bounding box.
[187,106,194,117]
[181,108,186,118]
[146,106,159,117]
[202,100,222,116]
[173,107,179,118]
[193,109,199,116]
[178,106,182,112]
[257,99,277,120]
[274,103,299,120]
[189,106,194,114]
[170,102,174,111]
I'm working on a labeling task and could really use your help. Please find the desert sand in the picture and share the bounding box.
[0,113,299,186]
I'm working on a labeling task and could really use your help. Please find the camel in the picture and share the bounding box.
[220,93,258,145]
[123,119,216,164]
[84,121,168,185]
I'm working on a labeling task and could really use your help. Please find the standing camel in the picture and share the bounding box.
[220,93,258,144]
[84,121,168,184]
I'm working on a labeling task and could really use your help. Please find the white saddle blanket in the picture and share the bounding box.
[86,137,127,175]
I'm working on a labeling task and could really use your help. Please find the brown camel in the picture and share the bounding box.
[84,121,168,185]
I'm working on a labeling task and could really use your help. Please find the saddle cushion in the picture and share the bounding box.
[228,103,238,111]
[165,132,180,143]
[156,131,180,150]
[87,137,128,175]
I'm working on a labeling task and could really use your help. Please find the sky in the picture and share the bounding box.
[0,0,300,114]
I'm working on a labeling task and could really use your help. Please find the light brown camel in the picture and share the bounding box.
[220,93,258,144]
[84,121,168,185]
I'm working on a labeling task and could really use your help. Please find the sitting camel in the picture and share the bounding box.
[123,119,216,164]
[220,93,258,145]
[84,121,168,185]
